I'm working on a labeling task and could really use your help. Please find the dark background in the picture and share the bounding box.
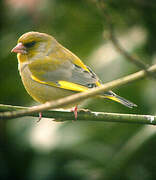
[0,0,156,179]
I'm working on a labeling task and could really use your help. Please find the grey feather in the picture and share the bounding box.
[41,60,99,87]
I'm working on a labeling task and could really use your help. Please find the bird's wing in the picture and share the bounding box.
[28,56,101,92]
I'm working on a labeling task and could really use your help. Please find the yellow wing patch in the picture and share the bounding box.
[31,75,89,92]
[103,95,121,103]
[96,81,101,87]
[73,58,90,73]
[58,81,88,92]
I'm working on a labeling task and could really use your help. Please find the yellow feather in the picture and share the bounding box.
[31,75,88,92]
[103,95,121,103]
[61,46,90,72]
[31,75,56,86]
[96,81,101,87]
[58,81,88,92]
[17,54,27,63]
[72,58,89,72]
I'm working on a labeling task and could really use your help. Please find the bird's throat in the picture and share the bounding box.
[17,53,28,63]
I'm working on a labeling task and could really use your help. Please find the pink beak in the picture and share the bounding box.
[11,42,27,54]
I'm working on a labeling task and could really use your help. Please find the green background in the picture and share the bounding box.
[0,0,156,179]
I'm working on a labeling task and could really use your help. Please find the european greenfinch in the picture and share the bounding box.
[11,32,136,118]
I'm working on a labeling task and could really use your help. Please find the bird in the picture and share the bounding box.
[11,31,137,119]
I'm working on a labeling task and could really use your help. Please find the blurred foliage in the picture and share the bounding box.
[0,0,156,179]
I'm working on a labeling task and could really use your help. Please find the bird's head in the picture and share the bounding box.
[11,31,57,62]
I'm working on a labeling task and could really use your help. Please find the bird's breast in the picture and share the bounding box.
[18,63,76,104]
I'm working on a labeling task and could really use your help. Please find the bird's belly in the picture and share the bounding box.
[19,65,77,107]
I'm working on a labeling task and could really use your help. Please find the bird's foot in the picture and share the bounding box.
[71,106,78,120]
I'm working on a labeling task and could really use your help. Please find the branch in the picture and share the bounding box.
[0,104,156,125]
[0,63,156,120]
[96,0,156,79]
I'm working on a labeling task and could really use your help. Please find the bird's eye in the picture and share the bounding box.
[24,41,36,48]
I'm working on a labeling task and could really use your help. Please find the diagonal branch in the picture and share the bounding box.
[0,63,156,120]
[96,0,156,79]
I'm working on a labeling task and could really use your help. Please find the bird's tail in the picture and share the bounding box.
[99,92,137,108]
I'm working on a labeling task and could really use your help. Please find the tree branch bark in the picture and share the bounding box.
[0,104,156,125]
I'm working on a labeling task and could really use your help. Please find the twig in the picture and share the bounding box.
[0,63,156,120]
[0,104,156,125]
[96,0,156,79]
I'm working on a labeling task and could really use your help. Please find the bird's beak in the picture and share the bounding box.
[11,42,27,54]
